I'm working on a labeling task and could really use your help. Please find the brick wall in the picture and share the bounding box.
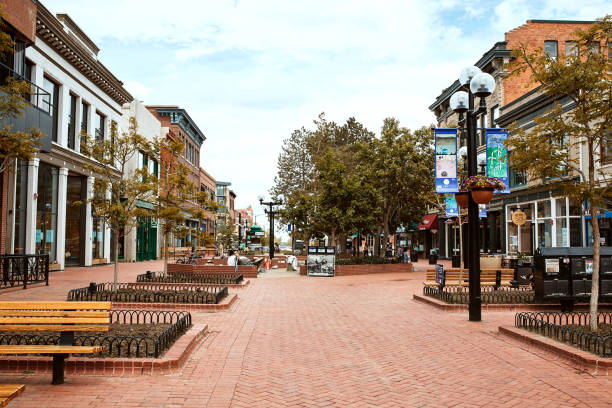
[504,20,594,104]
[300,263,414,276]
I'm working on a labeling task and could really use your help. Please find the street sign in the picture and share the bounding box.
[287,223,292,232]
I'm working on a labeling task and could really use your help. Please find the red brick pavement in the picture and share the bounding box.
[1,260,611,407]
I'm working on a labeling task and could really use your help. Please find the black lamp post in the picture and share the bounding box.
[449,66,496,322]
[258,196,282,259]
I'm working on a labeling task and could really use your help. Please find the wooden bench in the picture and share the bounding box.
[0,384,25,407]
[0,302,111,384]
[425,268,515,287]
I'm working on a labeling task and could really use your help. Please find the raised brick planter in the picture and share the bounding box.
[499,325,612,376]
[127,280,250,290]
[0,323,209,376]
[167,263,258,278]
[112,293,238,312]
[300,263,413,276]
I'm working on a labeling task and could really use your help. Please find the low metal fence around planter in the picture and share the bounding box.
[136,271,243,285]
[0,254,49,289]
[423,285,535,304]
[67,282,228,304]
[0,310,191,357]
[515,311,612,357]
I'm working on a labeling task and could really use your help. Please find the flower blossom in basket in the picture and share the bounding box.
[460,175,506,190]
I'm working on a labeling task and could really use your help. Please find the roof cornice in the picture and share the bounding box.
[36,3,132,106]
[151,107,206,146]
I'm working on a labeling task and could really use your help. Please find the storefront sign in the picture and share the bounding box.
[445,194,458,218]
[545,259,559,274]
[486,129,510,193]
[512,210,527,226]
[434,128,458,193]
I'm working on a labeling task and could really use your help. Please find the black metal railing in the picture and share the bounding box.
[0,61,53,115]
[67,282,228,304]
[0,254,49,289]
[423,285,535,304]
[136,271,243,285]
[0,310,191,358]
[515,311,612,357]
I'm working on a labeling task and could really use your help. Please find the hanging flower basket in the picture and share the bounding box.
[460,176,506,205]
[454,191,469,207]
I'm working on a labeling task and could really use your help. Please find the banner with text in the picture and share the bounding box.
[435,128,458,193]
[486,128,510,194]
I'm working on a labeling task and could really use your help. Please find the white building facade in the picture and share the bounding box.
[5,5,132,269]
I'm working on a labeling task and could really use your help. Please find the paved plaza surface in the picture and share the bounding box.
[1,260,612,407]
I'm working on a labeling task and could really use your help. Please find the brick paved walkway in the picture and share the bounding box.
[2,260,612,407]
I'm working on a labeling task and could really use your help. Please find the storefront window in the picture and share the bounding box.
[92,215,104,260]
[13,161,28,254]
[65,175,83,265]
[36,163,58,260]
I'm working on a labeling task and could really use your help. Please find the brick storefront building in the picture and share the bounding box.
[429,20,595,260]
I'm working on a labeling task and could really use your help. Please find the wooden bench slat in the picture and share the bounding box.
[0,345,103,354]
[0,302,111,310]
[0,384,24,408]
[0,325,110,332]
[0,317,110,324]
[0,311,110,318]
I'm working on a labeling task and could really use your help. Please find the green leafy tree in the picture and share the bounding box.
[507,16,612,330]
[0,12,42,174]
[81,118,155,289]
[152,136,216,273]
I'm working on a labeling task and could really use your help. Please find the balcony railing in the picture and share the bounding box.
[0,61,53,115]
[0,254,50,290]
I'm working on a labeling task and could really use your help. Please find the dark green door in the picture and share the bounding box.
[137,217,157,261]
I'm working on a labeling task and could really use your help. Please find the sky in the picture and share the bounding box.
[46,0,611,227]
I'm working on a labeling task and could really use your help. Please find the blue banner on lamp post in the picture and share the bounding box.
[486,128,510,194]
[435,128,458,193]
[445,194,458,218]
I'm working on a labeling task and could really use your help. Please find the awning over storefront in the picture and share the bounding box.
[418,214,439,231]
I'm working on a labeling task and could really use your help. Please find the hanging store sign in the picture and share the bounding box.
[445,194,458,218]
[434,128,458,193]
[512,209,526,226]
[485,128,510,194]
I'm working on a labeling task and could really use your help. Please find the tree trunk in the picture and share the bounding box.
[374,226,382,257]
[163,231,169,275]
[113,231,119,292]
[383,224,390,258]
[590,208,601,332]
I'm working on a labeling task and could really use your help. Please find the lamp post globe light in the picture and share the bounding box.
[259,196,283,260]
[450,66,495,322]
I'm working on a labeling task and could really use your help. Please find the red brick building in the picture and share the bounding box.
[199,167,216,237]
[147,106,206,247]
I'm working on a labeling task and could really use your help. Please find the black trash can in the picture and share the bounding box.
[451,254,461,268]
[410,251,419,262]
[428,252,438,265]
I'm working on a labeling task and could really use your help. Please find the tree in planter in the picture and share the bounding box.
[216,216,238,254]
[81,118,156,289]
[507,16,612,330]
[152,136,216,274]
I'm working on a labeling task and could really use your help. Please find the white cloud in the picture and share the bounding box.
[43,0,612,211]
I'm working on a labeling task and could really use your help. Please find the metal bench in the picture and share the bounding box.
[0,301,111,384]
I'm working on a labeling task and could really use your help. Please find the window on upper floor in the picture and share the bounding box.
[588,41,600,55]
[491,105,499,128]
[565,41,579,57]
[67,93,77,150]
[544,40,558,60]
[41,76,59,142]
[81,101,89,133]
[95,111,105,142]
[479,113,487,146]
[602,131,612,166]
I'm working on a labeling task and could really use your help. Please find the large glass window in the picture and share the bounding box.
[565,41,579,56]
[65,176,83,265]
[12,160,28,254]
[41,76,59,142]
[36,163,58,260]
[81,102,89,132]
[92,204,105,260]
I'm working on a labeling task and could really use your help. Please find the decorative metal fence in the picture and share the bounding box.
[67,282,228,304]
[515,311,612,357]
[0,254,49,290]
[137,271,243,285]
[423,285,535,304]
[0,310,192,357]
